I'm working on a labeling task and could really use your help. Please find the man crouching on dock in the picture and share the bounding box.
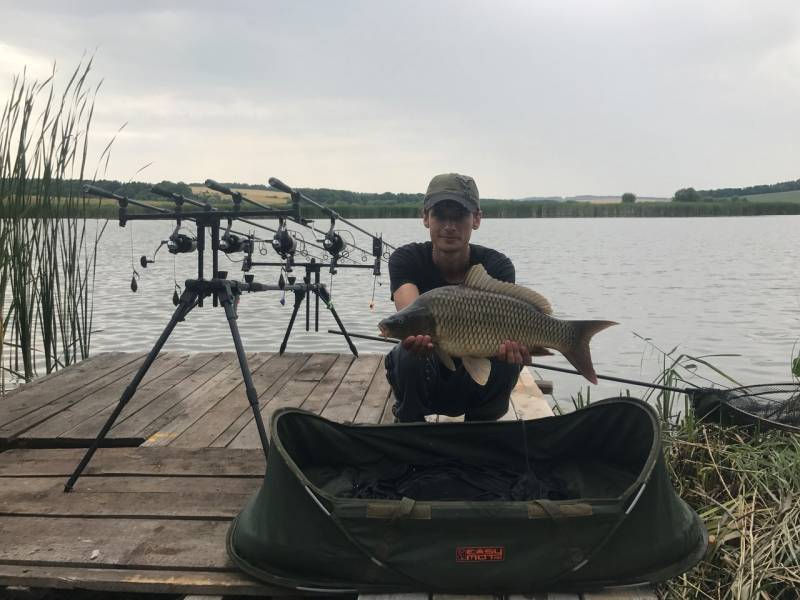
[384,173,528,423]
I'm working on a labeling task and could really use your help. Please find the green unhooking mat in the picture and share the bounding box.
[227,398,707,594]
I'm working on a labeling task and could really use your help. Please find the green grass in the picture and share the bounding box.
[660,424,800,598]
[743,189,800,203]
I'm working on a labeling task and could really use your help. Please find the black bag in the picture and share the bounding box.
[227,398,707,594]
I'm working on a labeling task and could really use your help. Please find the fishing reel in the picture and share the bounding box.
[323,222,345,257]
[140,240,167,269]
[220,220,253,254]
[167,233,197,254]
[271,219,296,260]
[318,217,346,274]
[220,233,252,254]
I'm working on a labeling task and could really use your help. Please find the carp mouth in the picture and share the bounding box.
[378,305,435,340]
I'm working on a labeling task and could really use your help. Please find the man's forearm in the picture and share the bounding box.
[393,283,420,311]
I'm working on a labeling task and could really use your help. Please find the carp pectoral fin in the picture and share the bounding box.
[463,356,491,386]
[436,348,456,371]
[531,346,554,357]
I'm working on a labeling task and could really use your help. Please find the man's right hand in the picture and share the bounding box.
[401,335,434,356]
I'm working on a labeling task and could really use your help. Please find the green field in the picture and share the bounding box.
[743,189,800,203]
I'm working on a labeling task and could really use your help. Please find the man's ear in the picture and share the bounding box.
[472,210,482,230]
[423,208,430,228]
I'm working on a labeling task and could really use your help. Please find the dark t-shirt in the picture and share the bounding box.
[388,242,515,300]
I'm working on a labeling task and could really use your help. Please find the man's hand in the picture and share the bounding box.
[497,340,531,365]
[401,334,434,356]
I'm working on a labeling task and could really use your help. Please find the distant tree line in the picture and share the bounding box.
[673,187,750,203]
[695,178,800,199]
[5,178,800,218]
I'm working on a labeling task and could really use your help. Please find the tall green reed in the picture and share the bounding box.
[0,59,107,392]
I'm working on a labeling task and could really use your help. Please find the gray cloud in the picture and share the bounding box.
[2,0,799,197]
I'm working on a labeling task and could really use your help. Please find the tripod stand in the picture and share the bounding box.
[278,260,359,357]
[64,197,311,491]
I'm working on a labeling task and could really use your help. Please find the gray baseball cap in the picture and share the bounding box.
[423,173,480,212]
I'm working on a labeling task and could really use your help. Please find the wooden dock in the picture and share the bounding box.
[0,351,654,599]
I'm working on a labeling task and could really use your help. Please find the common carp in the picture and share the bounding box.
[378,264,616,385]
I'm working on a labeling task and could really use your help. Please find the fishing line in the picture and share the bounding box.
[369,276,378,310]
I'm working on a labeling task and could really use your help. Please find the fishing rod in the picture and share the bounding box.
[149,185,337,260]
[149,186,267,245]
[268,177,393,262]
[84,184,289,224]
[201,181,362,265]
[326,329,693,395]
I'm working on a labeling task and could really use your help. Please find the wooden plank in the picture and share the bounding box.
[0,352,120,399]
[1,475,260,495]
[0,515,232,569]
[0,447,265,477]
[23,353,190,439]
[0,353,143,425]
[380,390,397,424]
[210,353,307,448]
[436,414,462,422]
[0,564,280,596]
[511,367,555,420]
[0,484,255,519]
[292,352,339,381]
[352,357,393,424]
[0,353,148,438]
[300,353,354,415]
[106,352,231,439]
[169,353,284,448]
[227,363,321,449]
[63,352,221,440]
[142,353,272,447]
[320,354,383,423]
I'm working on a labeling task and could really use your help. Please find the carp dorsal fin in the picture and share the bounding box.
[464,264,553,315]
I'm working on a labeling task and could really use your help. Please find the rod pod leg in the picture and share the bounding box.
[63,288,200,492]
[317,292,358,357]
[219,283,269,458]
[279,286,305,355]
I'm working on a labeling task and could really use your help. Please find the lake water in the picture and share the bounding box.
[79,215,799,405]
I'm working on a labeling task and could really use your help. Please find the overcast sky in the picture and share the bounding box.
[2,0,799,198]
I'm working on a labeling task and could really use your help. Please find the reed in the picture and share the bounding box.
[633,346,800,597]
[660,424,800,599]
[0,59,107,392]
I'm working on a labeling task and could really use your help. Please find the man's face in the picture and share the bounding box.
[423,201,481,252]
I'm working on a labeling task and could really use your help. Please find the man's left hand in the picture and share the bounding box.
[497,340,531,365]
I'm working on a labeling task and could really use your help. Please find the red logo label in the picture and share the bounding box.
[456,546,505,562]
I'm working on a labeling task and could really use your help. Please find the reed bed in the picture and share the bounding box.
[644,348,800,598]
[659,423,800,599]
[0,59,106,392]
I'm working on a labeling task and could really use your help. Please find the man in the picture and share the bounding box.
[385,173,531,423]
